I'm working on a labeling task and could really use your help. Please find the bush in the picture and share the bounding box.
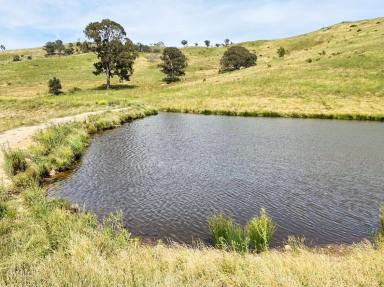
[12,55,21,62]
[3,148,27,176]
[277,47,286,58]
[208,214,248,252]
[159,47,188,83]
[219,46,257,73]
[246,208,276,252]
[48,77,62,95]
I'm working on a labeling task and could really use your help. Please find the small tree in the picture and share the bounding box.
[0,45,5,51]
[224,39,230,46]
[277,47,286,58]
[181,40,188,47]
[204,40,210,48]
[43,41,56,56]
[194,43,198,47]
[55,40,65,55]
[84,19,138,89]
[48,77,62,95]
[219,46,257,73]
[13,55,21,62]
[159,47,188,83]
[215,43,221,48]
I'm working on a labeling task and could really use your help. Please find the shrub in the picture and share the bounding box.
[306,58,313,63]
[12,55,21,62]
[219,46,257,73]
[48,77,62,95]
[3,148,27,176]
[246,208,276,252]
[277,47,286,58]
[208,214,248,252]
[159,47,188,83]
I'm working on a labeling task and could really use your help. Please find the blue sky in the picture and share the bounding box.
[0,0,383,49]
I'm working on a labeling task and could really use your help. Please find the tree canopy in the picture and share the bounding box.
[84,19,137,89]
[219,46,257,73]
[159,47,188,83]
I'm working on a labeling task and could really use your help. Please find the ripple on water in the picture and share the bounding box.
[50,113,384,246]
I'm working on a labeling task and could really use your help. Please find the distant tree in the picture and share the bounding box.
[80,41,91,53]
[0,44,5,51]
[215,43,221,48]
[48,77,62,95]
[159,47,188,83]
[64,47,74,55]
[84,19,138,89]
[181,40,188,47]
[224,39,230,46]
[43,41,56,56]
[277,47,286,58]
[55,40,65,55]
[219,45,257,73]
[13,55,21,62]
[154,41,165,47]
[194,43,199,47]
[204,40,210,48]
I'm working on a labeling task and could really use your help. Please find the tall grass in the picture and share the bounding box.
[246,208,276,252]
[2,148,27,176]
[376,207,384,245]
[208,214,248,252]
[209,209,276,253]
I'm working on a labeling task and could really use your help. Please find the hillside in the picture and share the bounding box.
[0,17,383,132]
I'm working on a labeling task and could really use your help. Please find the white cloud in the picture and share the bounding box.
[0,0,383,49]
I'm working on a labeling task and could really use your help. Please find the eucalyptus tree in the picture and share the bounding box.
[84,19,137,89]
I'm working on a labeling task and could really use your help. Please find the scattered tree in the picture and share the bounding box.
[194,43,199,47]
[55,40,65,55]
[48,77,62,95]
[224,39,230,46]
[65,43,75,55]
[204,40,210,48]
[219,46,257,73]
[43,41,56,56]
[154,41,165,47]
[0,44,5,51]
[277,47,286,58]
[215,43,221,48]
[84,19,138,89]
[159,47,188,83]
[13,55,21,62]
[181,40,188,47]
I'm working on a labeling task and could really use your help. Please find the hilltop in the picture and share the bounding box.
[0,17,383,132]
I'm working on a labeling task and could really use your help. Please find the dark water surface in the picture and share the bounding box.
[50,113,384,246]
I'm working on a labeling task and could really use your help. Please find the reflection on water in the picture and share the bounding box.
[50,113,384,245]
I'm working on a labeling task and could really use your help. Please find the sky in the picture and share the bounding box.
[0,0,383,49]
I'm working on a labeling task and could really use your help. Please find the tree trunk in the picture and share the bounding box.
[106,71,111,89]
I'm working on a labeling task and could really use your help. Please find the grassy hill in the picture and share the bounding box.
[1,17,384,132]
[1,17,384,286]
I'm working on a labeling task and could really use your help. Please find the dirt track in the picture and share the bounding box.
[0,109,125,185]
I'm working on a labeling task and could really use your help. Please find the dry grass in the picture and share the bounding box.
[1,17,384,132]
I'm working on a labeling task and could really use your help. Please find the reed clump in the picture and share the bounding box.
[209,209,276,253]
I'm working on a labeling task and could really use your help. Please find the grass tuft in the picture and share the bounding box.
[2,148,27,176]
[246,208,276,252]
[208,214,248,252]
